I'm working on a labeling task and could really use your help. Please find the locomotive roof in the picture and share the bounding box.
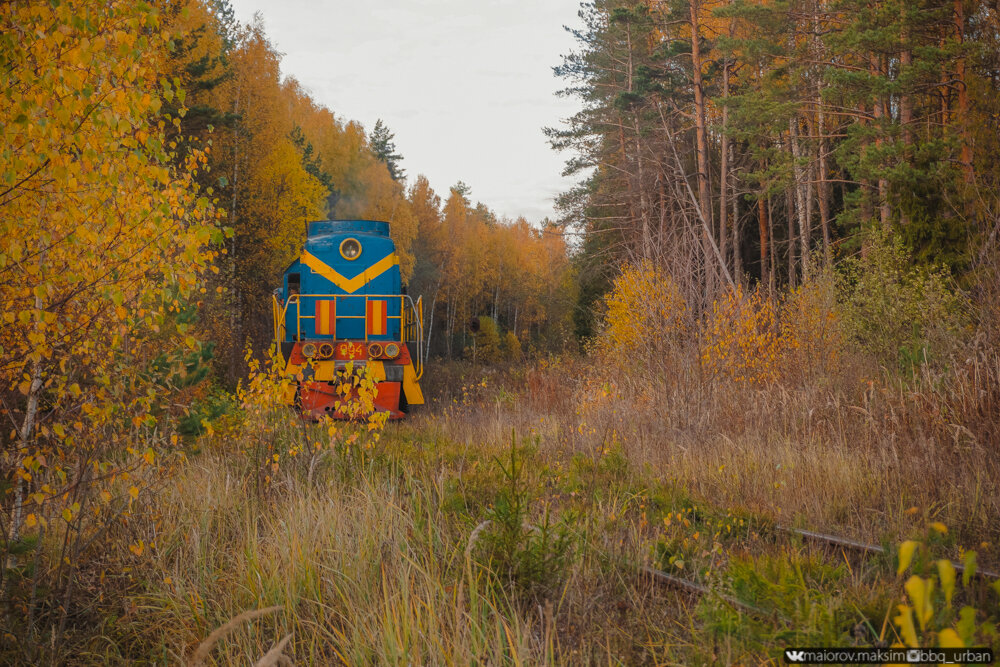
[307,219,390,238]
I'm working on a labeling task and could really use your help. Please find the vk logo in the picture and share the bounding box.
[785,650,806,662]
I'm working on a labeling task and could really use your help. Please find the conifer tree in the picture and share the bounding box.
[369,119,406,182]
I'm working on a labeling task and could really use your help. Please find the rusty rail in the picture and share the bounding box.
[776,525,999,580]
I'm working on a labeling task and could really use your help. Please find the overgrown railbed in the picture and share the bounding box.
[5,347,991,664]
[3,290,1000,665]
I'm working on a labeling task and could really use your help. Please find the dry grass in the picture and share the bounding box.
[188,605,282,666]
[427,349,999,559]
[10,338,998,663]
[104,450,562,665]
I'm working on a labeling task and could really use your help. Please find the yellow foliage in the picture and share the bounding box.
[890,529,995,649]
[779,273,843,381]
[600,259,688,361]
[0,0,221,598]
[701,288,782,384]
[237,347,388,478]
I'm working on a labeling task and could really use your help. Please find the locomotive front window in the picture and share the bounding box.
[340,238,362,260]
[288,273,300,295]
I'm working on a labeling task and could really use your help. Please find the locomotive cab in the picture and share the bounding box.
[271,219,424,419]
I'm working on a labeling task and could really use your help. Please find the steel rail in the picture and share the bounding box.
[639,565,772,617]
[775,525,1000,580]
[636,523,998,619]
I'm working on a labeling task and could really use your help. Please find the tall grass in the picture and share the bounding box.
[426,249,998,557]
[8,234,999,663]
[121,437,566,664]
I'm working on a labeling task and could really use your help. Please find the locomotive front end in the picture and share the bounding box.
[271,220,424,419]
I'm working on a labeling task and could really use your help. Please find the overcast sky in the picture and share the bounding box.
[228,0,585,223]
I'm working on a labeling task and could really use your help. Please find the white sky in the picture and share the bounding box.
[228,0,584,223]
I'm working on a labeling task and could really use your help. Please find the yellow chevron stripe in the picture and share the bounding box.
[301,251,399,293]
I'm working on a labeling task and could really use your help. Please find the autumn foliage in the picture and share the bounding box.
[701,288,784,385]
[0,0,227,647]
[0,1,575,656]
[598,262,843,385]
[4,0,997,663]
[151,3,574,370]
[598,259,688,366]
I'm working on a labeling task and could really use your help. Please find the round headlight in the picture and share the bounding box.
[318,343,334,359]
[367,342,383,358]
[340,238,362,260]
[384,342,400,359]
[301,342,317,358]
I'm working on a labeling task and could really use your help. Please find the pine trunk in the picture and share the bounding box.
[690,0,714,291]
[719,57,730,274]
[954,0,973,184]
[758,190,769,290]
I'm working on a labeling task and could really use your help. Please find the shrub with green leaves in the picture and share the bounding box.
[838,228,967,371]
[465,316,503,364]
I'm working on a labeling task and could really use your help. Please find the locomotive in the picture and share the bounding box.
[271,220,424,419]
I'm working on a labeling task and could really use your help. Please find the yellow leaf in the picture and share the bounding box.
[143,449,154,465]
[937,559,956,607]
[962,551,977,586]
[938,628,963,648]
[62,507,73,522]
[894,605,919,647]
[929,522,948,535]
[25,514,37,528]
[904,575,934,631]
[898,540,918,575]
[128,485,139,500]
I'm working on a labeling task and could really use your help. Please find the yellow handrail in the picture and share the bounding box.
[274,293,423,373]
[414,296,424,380]
[271,294,286,343]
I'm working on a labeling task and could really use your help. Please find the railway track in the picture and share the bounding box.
[639,523,998,616]
[774,524,999,580]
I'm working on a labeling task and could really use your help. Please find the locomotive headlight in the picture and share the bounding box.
[301,342,317,358]
[339,238,362,260]
[367,342,384,358]
[384,342,400,359]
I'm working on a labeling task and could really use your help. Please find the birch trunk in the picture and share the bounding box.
[789,117,810,277]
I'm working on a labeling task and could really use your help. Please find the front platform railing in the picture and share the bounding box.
[272,293,423,380]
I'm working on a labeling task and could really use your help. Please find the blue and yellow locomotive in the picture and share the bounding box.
[271,220,424,419]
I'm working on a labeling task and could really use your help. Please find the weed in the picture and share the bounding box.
[888,526,1000,649]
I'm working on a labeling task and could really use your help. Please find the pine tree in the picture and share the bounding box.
[369,118,406,181]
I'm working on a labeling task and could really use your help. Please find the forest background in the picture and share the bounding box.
[2,0,999,663]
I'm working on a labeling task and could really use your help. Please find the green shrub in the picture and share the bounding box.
[465,315,503,364]
[838,227,967,372]
[178,387,236,437]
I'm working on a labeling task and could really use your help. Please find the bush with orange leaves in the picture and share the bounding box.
[598,259,689,367]
[779,271,844,383]
[599,262,845,385]
[700,288,784,384]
